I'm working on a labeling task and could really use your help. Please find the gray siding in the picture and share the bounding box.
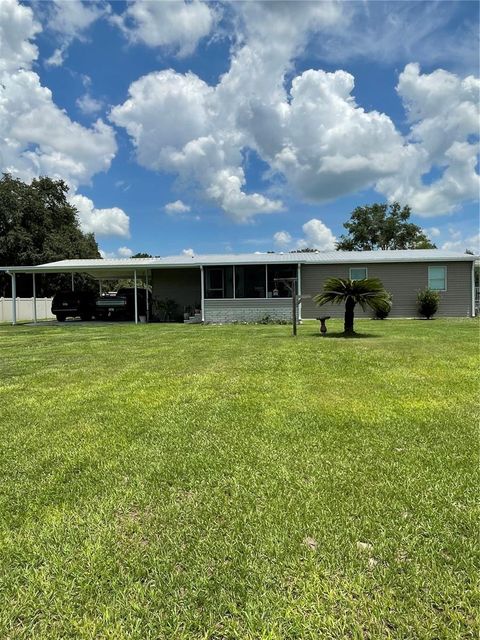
[301,261,473,319]
[205,299,291,323]
[152,268,201,311]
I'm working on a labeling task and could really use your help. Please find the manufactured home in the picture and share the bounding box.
[1,249,477,324]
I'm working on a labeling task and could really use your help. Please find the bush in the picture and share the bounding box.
[375,293,392,319]
[417,288,440,319]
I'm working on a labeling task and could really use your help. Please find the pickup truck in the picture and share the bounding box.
[51,291,97,321]
[95,287,151,321]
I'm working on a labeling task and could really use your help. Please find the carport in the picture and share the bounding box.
[3,258,158,325]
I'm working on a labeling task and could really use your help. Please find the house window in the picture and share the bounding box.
[428,266,447,291]
[235,265,266,298]
[350,267,368,280]
[267,265,296,297]
[205,266,233,298]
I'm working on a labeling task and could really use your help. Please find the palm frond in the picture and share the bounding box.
[315,277,390,311]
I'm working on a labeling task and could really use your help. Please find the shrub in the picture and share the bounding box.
[375,293,392,319]
[417,288,440,319]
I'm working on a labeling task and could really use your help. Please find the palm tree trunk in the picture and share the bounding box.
[344,298,356,334]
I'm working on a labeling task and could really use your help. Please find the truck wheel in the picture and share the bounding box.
[56,314,66,322]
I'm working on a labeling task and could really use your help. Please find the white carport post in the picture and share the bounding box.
[71,273,75,292]
[134,269,138,325]
[297,263,302,322]
[10,272,16,325]
[200,265,205,322]
[145,270,149,322]
[32,273,37,324]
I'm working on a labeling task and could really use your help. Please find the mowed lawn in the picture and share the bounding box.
[0,319,478,639]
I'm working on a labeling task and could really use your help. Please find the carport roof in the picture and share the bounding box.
[1,249,477,275]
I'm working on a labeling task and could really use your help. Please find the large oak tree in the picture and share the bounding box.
[0,174,100,296]
[336,202,436,251]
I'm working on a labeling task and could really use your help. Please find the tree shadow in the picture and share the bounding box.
[312,331,379,339]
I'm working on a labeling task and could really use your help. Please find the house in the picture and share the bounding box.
[2,249,477,324]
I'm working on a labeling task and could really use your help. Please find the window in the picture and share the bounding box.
[428,266,447,291]
[267,264,296,297]
[205,266,233,298]
[235,265,266,298]
[350,267,368,280]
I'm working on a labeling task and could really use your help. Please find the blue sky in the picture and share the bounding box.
[1,0,479,258]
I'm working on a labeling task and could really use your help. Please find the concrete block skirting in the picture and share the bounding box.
[204,299,292,323]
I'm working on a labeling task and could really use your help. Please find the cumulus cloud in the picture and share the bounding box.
[376,63,480,216]
[76,93,104,115]
[110,2,478,223]
[110,70,283,220]
[45,0,109,66]
[440,228,480,253]
[117,246,133,258]
[164,200,191,215]
[0,0,40,73]
[0,0,117,197]
[298,219,337,251]
[111,0,216,57]
[70,194,130,238]
[182,248,195,257]
[100,246,133,259]
[273,219,336,251]
[273,231,292,247]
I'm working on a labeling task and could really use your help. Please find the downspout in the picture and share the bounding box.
[200,265,205,322]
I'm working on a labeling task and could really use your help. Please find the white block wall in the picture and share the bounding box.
[0,298,55,323]
[204,299,292,323]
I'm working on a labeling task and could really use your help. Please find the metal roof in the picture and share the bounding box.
[0,249,476,275]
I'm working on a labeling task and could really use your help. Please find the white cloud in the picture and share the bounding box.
[0,0,40,73]
[100,246,133,259]
[0,0,41,74]
[70,194,130,238]
[273,231,292,247]
[377,63,480,216]
[182,248,195,257]
[45,0,109,66]
[427,227,441,238]
[165,200,191,215]
[317,2,478,74]
[76,93,104,115]
[117,246,133,258]
[111,0,217,57]
[0,0,117,192]
[273,219,336,251]
[110,70,283,220]
[441,228,480,253]
[110,3,478,223]
[298,219,337,251]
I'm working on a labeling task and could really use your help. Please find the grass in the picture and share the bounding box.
[0,318,478,639]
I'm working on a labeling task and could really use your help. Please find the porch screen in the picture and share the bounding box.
[267,265,296,297]
[235,265,266,298]
[205,266,233,298]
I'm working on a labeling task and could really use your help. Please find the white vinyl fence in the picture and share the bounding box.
[0,297,55,323]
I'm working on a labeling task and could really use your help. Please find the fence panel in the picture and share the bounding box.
[0,298,55,323]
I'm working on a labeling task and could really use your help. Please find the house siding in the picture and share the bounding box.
[204,299,291,323]
[152,268,201,311]
[300,261,473,319]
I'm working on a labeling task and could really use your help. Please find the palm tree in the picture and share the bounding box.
[314,277,390,335]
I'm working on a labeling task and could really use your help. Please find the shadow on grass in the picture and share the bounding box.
[311,331,379,339]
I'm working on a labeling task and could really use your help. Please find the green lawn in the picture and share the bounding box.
[0,319,478,639]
